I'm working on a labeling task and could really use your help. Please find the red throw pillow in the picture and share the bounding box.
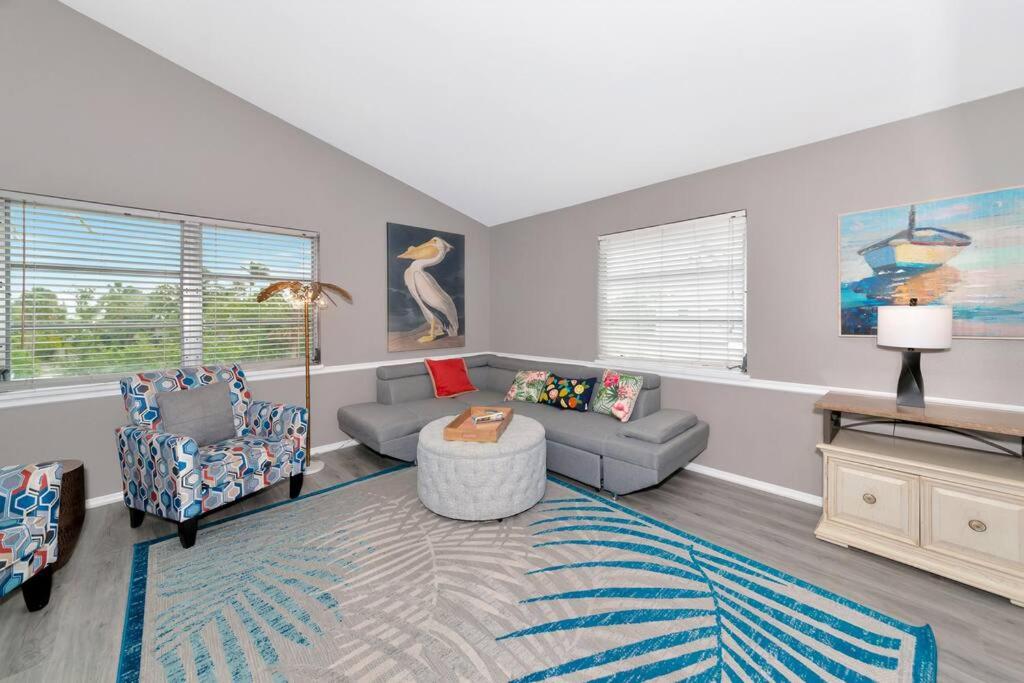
[424,358,477,398]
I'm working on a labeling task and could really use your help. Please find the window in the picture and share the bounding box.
[0,193,317,387]
[598,210,746,372]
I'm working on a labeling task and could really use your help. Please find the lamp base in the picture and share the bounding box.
[305,459,326,475]
[896,350,925,408]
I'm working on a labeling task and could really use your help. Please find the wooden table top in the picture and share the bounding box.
[815,391,1024,438]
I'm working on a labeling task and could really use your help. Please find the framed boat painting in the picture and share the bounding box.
[839,186,1024,338]
[387,222,466,352]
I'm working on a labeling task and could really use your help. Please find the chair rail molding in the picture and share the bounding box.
[0,353,490,409]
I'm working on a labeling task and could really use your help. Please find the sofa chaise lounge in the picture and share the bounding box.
[337,354,709,495]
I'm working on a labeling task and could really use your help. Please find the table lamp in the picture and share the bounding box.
[876,299,952,408]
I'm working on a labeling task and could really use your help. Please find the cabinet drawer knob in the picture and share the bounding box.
[968,519,987,533]
[862,493,877,505]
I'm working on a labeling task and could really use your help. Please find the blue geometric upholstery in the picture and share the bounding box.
[115,365,307,523]
[0,462,62,599]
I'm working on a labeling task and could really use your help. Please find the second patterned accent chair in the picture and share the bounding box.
[116,365,308,549]
[0,462,62,612]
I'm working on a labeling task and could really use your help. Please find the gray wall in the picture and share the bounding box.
[2,0,1021,502]
[491,88,1024,495]
[0,0,490,497]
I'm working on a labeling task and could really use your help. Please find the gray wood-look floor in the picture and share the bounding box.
[1,445,1021,682]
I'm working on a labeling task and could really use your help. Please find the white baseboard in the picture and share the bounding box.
[85,438,362,508]
[311,439,358,455]
[85,491,123,509]
[684,462,822,507]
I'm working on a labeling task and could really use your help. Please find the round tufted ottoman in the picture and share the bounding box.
[417,414,547,521]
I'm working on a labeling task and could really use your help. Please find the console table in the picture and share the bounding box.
[814,392,1024,606]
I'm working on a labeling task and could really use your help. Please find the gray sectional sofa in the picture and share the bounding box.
[336,354,709,495]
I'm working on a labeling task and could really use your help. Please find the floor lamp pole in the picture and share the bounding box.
[303,300,324,475]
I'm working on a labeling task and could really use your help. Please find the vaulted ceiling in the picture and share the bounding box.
[61,1,1024,226]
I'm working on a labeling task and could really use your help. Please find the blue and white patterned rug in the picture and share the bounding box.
[118,465,936,682]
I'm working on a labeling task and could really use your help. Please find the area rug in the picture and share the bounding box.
[118,465,937,682]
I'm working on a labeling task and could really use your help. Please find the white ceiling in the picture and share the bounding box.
[61,1,1024,226]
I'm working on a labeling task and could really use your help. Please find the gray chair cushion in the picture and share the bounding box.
[156,382,236,446]
[619,409,699,444]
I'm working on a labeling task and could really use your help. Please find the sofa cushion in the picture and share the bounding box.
[338,403,423,447]
[504,370,549,403]
[425,358,477,397]
[538,374,597,412]
[377,375,437,405]
[402,398,466,423]
[619,409,699,444]
[338,398,466,449]
[605,421,709,470]
[523,407,621,454]
[377,354,492,380]
[156,382,236,446]
[486,355,661,390]
[454,389,508,407]
[592,369,644,422]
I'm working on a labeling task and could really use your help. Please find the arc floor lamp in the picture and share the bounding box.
[257,280,353,474]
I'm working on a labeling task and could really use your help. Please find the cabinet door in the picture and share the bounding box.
[921,479,1024,574]
[827,458,920,544]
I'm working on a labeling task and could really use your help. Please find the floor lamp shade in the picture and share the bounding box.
[876,304,952,408]
[877,305,953,350]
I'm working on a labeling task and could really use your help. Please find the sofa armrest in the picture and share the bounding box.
[618,409,699,444]
[115,425,201,521]
[246,400,309,471]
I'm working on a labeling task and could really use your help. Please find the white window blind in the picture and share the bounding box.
[598,210,746,371]
[0,194,316,386]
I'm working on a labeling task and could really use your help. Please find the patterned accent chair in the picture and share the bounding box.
[0,462,62,611]
[116,365,308,548]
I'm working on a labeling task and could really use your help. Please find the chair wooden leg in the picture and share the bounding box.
[177,518,199,549]
[290,473,304,499]
[22,565,54,612]
[128,507,145,528]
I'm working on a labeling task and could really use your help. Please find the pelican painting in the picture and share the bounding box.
[387,222,466,351]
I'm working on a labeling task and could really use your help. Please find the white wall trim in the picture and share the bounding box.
[85,491,123,509]
[684,463,822,507]
[489,351,1024,413]
[311,439,358,455]
[5,349,1020,414]
[0,351,489,409]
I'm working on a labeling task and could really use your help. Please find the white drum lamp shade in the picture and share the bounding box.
[876,304,952,407]
[877,305,952,350]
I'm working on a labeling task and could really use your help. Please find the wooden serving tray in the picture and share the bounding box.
[444,406,514,442]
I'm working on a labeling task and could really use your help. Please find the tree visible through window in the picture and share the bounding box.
[0,196,317,385]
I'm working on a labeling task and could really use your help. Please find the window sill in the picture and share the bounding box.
[594,358,751,384]
[0,364,322,409]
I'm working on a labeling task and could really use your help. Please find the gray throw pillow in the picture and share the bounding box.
[156,382,237,446]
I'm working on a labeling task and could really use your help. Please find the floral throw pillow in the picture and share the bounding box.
[504,370,549,403]
[538,374,597,412]
[592,369,644,422]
